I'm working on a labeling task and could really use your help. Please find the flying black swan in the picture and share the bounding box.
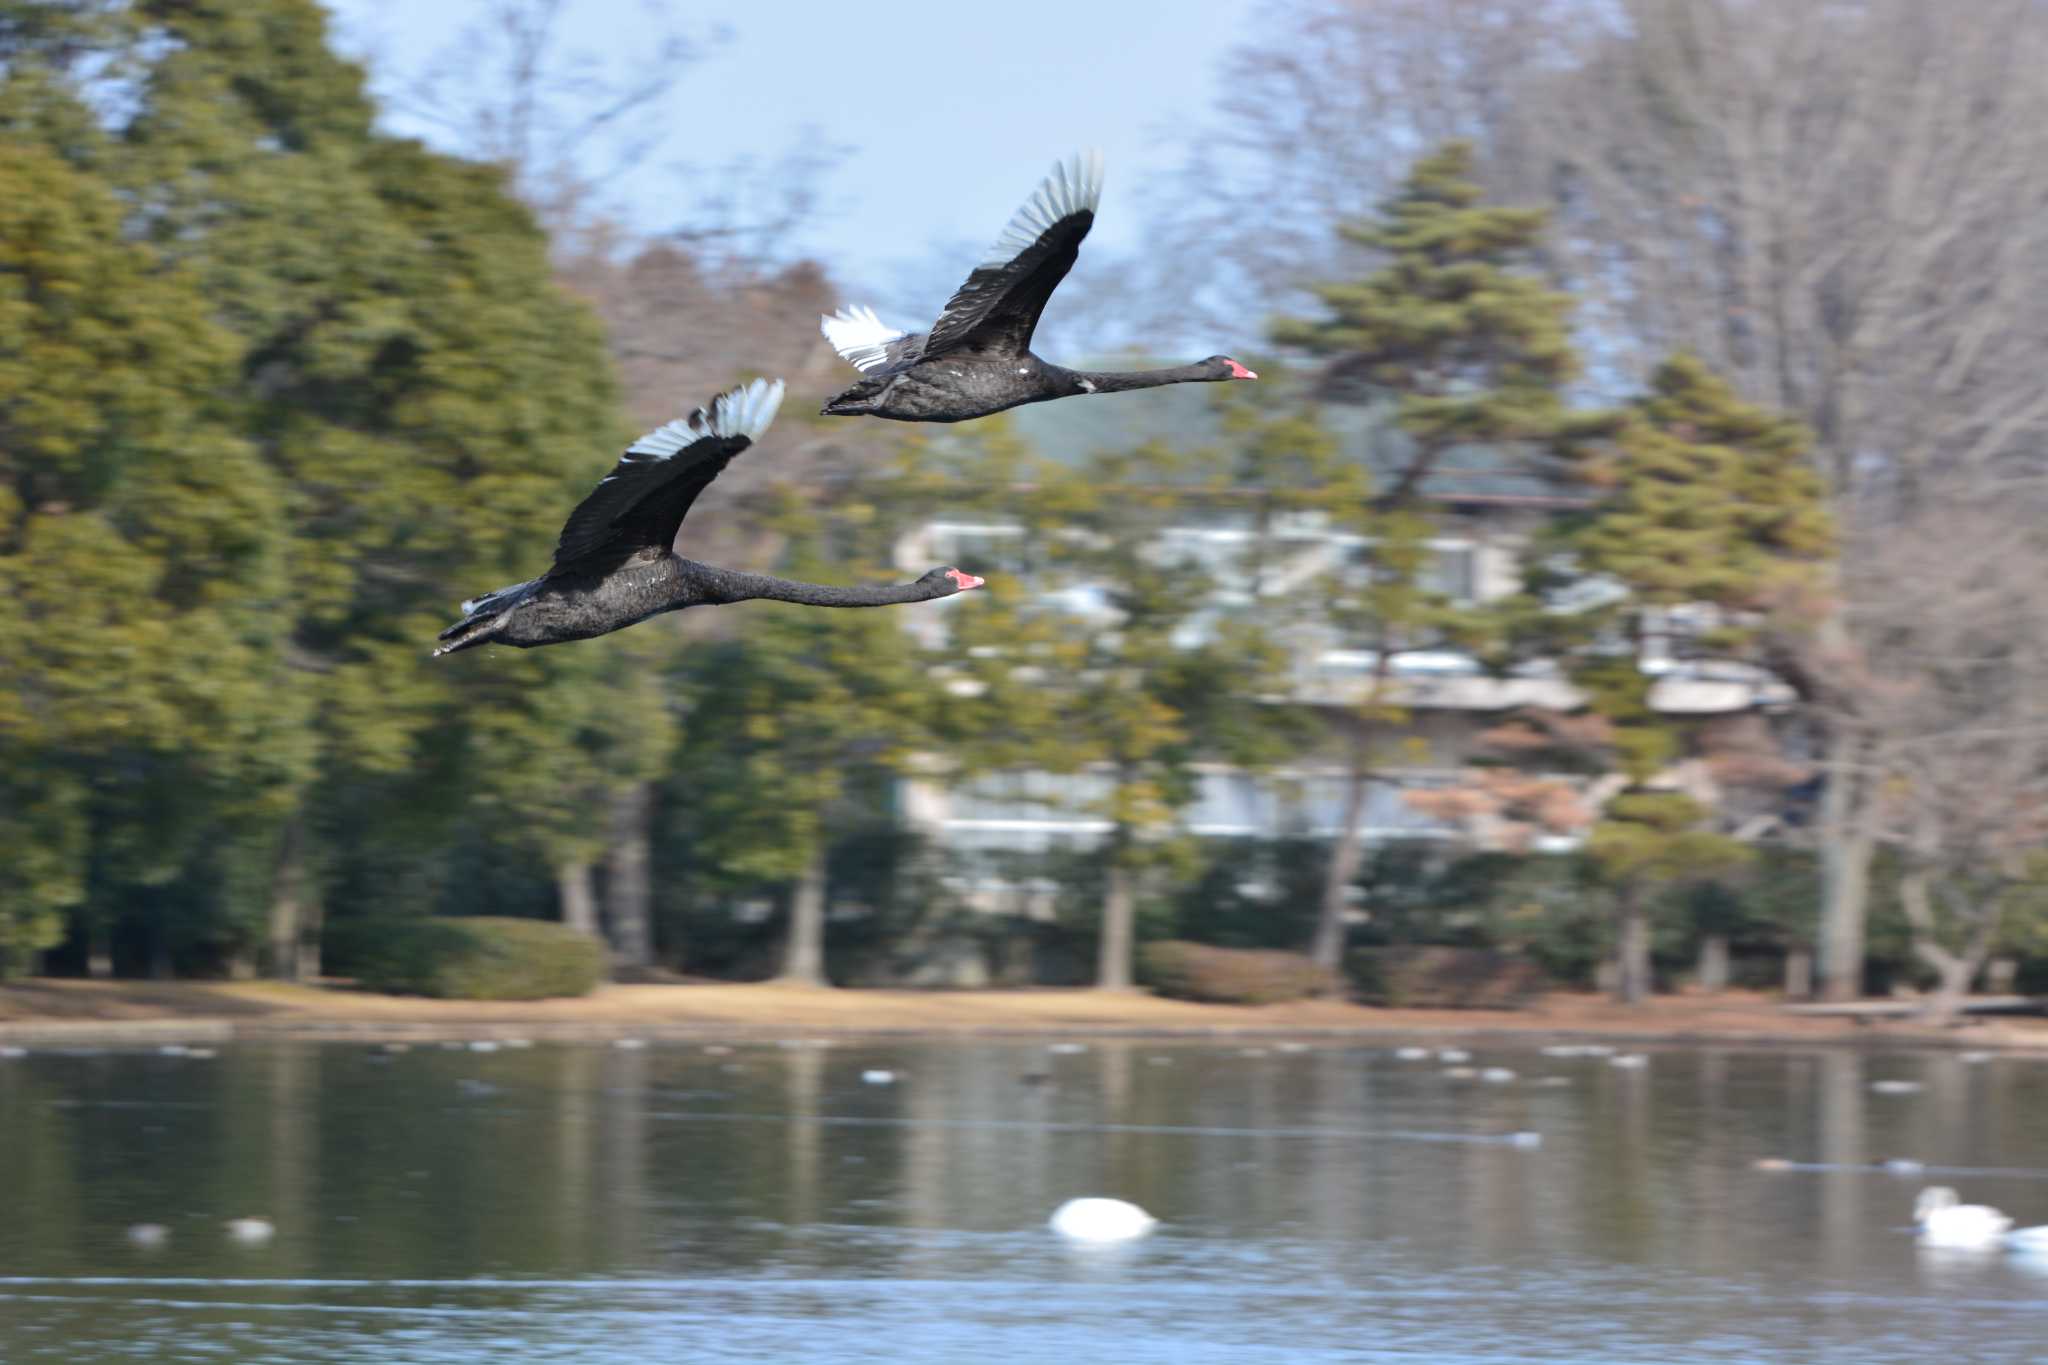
[433,379,983,656]
[819,152,1256,423]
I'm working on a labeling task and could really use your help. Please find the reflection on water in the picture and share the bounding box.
[2,1040,2046,1362]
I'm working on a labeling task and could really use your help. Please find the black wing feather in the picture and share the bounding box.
[920,210,1094,360]
[547,433,753,574]
[545,379,785,576]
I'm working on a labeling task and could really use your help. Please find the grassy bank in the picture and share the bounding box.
[2,979,2046,1049]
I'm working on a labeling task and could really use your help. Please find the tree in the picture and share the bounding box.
[2,0,635,977]
[1132,0,1574,342]
[917,420,1302,991]
[1159,0,2048,1002]
[0,116,303,976]
[1850,504,2048,1022]
[1268,142,1610,972]
[1498,0,2048,999]
[1566,356,1829,1001]
[1404,354,1828,1000]
[669,543,935,988]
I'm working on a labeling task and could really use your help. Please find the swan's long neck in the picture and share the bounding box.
[687,564,943,608]
[1058,362,1220,394]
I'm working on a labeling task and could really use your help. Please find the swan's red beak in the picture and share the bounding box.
[1225,360,1257,380]
[946,569,985,592]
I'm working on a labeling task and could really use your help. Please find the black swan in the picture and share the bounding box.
[819,152,1255,423]
[433,379,983,657]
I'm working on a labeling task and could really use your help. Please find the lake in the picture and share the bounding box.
[2,1037,2044,1362]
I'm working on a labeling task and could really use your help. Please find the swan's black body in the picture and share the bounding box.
[434,380,981,657]
[821,154,1255,423]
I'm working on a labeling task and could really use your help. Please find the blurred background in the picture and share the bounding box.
[5,0,2048,1017]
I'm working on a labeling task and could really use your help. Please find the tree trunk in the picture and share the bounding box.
[1816,729,1877,1002]
[778,845,830,987]
[148,912,174,981]
[296,897,323,982]
[1097,860,1136,992]
[1312,765,1371,971]
[267,817,308,981]
[1783,944,1813,1000]
[556,859,600,937]
[1312,700,1384,972]
[1696,933,1730,995]
[605,782,654,971]
[1614,892,1652,1005]
[1899,864,1999,1026]
[87,919,113,980]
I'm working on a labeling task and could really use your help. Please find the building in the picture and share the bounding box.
[883,383,1792,898]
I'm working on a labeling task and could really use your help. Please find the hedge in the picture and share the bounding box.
[335,917,605,1000]
[1139,940,1335,1005]
[1347,946,1547,1009]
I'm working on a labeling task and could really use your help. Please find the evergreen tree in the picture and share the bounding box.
[669,528,936,987]
[121,1,630,971]
[3,0,644,975]
[1459,355,1830,1001]
[923,423,1300,991]
[0,128,301,974]
[1271,142,1609,971]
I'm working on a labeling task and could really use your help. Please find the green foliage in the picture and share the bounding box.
[1168,836,1329,949]
[1271,141,1612,463]
[673,571,932,890]
[2,0,640,970]
[1346,946,1548,1009]
[911,419,1309,984]
[0,127,300,970]
[1574,356,1832,611]
[1137,940,1334,1004]
[334,916,603,1000]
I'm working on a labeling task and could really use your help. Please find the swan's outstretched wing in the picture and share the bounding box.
[918,151,1103,360]
[547,378,785,575]
[820,305,924,375]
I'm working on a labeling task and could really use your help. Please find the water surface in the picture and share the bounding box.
[3,1038,2045,1362]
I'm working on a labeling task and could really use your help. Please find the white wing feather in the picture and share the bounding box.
[977,150,1105,269]
[820,305,909,374]
[625,377,785,459]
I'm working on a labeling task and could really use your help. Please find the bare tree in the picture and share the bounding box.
[1173,0,2048,1000]
[1129,0,1578,341]
[1501,0,2048,998]
[363,0,708,218]
[1842,504,2048,1022]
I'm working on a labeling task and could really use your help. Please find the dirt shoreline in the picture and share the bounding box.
[2,979,2045,1050]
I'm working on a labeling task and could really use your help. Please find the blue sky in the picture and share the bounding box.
[322,0,1252,313]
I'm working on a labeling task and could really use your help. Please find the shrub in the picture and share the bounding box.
[1139,940,1335,1005]
[338,917,604,1000]
[1347,946,1548,1009]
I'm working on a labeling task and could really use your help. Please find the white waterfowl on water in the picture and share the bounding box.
[1049,1197,1156,1243]
[2006,1224,2048,1253]
[1913,1187,2012,1249]
[225,1217,275,1245]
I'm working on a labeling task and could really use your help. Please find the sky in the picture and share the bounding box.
[322,0,1254,318]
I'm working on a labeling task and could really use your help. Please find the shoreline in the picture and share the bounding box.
[2,979,2045,1051]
